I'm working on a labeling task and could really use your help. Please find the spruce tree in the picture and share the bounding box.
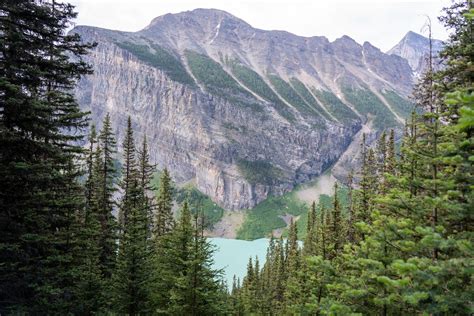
[112,178,150,315]
[74,126,105,314]
[94,113,118,282]
[137,135,156,239]
[154,168,174,238]
[118,116,138,230]
[0,0,93,313]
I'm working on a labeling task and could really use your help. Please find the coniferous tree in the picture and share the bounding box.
[110,117,152,315]
[118,116,138,230]
[112,178,150,315]
[0,0,93,313]
[137,135,156,239]
[303,202,318,255]
[74,126,105,314]
[94,113,118,284]
[154,168,174,238]
[85,125,97,211]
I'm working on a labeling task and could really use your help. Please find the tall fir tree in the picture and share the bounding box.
[118,116,138,231]
[154,168,174,238]
[137,135,156,239]
[94,113,118,285]
[112,178,151,315]
[0,0,93,313]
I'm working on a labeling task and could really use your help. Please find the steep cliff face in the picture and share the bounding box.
[72,9,415,210]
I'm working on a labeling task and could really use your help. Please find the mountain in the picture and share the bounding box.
[387,31,444,76]
[72,8,415,210]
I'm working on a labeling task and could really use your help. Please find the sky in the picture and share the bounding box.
[68,0,450,51]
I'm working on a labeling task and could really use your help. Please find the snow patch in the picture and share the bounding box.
[209,21,222,45]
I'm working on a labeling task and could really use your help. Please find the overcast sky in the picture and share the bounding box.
[68,0,450,51]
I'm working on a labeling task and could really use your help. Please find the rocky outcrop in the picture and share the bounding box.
[72,9,416,210]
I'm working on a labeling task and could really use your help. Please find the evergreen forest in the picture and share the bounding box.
[0,0,472,315]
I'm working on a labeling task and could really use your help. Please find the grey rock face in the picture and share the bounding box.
[387,31,444,76]
[72,9,415,209]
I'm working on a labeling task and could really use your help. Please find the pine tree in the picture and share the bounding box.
[154,168,174,238]
[94,113,118,283]
[346,170,356,243]
[385,129,396,175]
[0,0,93,313]
[438,0,474,120]
[241,257,257,313]
[151,202,192,313]
[85,124,97,211]
[137,135,156,239]
[329,183,343,259]
[111,177,150,315]
[74,126,105,314]
[303,202,318,255]
[284,219,306,313]
[118,116,138,231]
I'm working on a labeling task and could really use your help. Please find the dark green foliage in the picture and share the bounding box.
[290,77,333,120]
[74,126,105,314]
[312,89,359,123]
[341,85,399,128]
[116,41,195,86]
[110,116,152,315]
[112,180,151,315]
[118,117,138,230]
[381,89,416,118]
[137,135,156,240]
[437,1,474,119]
[151,202,226,315]
[236,159,284,185]
[0,1,93,313]
[296,185,350,240]
[154,168,174,238]
[176,185,225,228]
[94,113,119,281]
[185,51,262,112]
[228,60,295,121]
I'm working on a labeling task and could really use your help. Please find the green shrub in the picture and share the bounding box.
[116,41,195,86]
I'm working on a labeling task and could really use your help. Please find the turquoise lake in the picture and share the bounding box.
[209,238,270,287]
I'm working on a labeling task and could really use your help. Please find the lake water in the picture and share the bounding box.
[209,237,270,287]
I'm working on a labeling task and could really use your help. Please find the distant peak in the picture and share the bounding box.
[403,31,426,41]
[144,8,249,31]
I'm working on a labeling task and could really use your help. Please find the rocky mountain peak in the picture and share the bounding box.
[71,9,417,210]
[144,8,250,34]
[387,31,444,75]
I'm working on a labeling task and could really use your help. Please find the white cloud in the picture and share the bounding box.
[68,0,450,51]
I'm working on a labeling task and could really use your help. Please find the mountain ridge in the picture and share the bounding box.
[72,8,426,210]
